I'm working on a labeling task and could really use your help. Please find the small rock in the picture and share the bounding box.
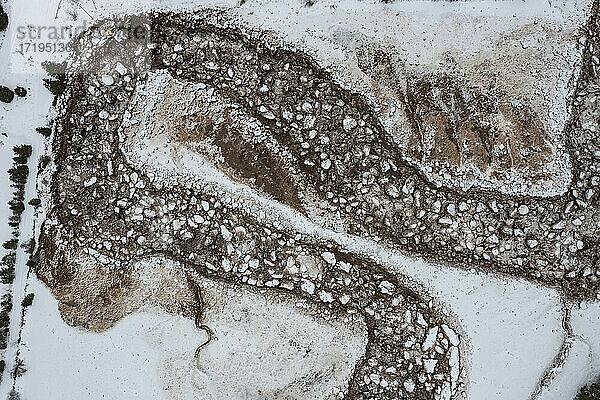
[439,217,453,225]
[342,117,357,131]
[423,359,438,374]
[441,324,460,346]
[221,259,232,272]
[319,290,334,303]
[259,105,276,120]
[220,226,233,241]
[518,205,529,215]
[84,177,97,187]
[321,251,336,265]
[403,379,415,393]
[422,326,439,351]
[447,203,456,216]
[378,280,395,295]
[115,62,127,75]
[101,75,114,86]
[301,279,316,295]
[201,201,210,211]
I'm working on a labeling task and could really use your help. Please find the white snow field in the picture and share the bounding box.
[117,69,593,400]
[0,0,55,395]
[0,1,598,400]
[17,270,367,400]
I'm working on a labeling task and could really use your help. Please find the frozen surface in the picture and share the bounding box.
[2,0,600,399]
[18,273,367,400]
[537,339,593,400]
[572,301,600,377]
[0,0,55,395]
[90,0,593,196]
[119,71,574,399]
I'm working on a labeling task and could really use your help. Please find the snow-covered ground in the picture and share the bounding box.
[0,0,56,396]
[119,72,590,399]
[0,0,599,400]
[0,81,51,400]
[94,0,591,196]
[17,269,367,400]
